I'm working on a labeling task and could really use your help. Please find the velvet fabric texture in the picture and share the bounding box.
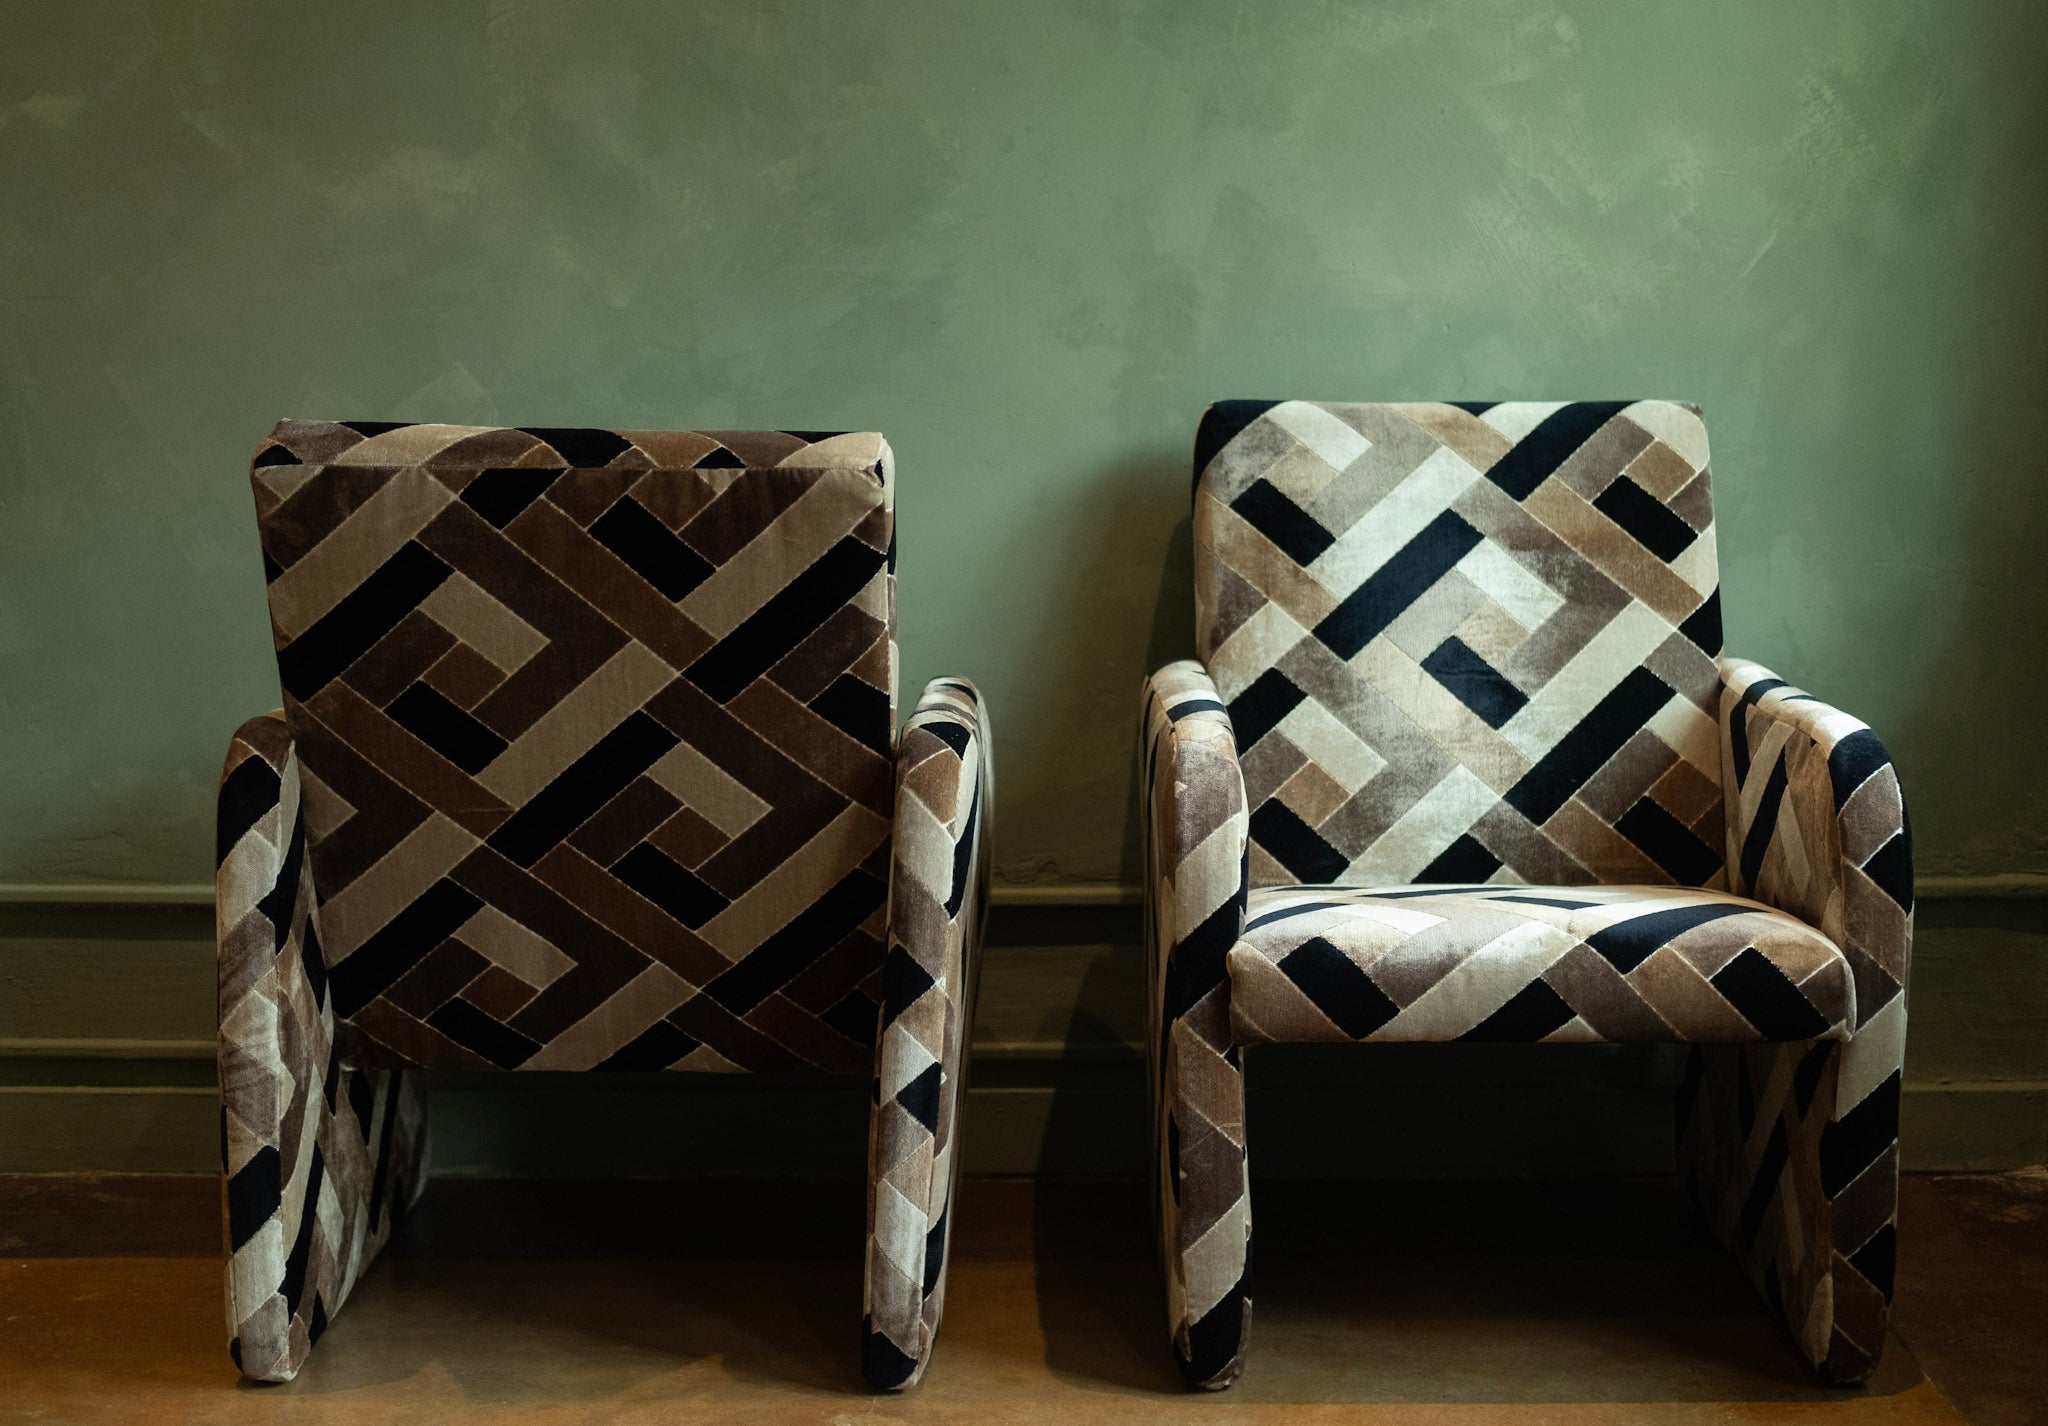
[1148,401,1910,1387]
[217,424,991,1388]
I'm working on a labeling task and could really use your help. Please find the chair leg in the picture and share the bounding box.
[217,717,428,1381]
[1678,1035,1902,1383]
[1155,991,1252,1388]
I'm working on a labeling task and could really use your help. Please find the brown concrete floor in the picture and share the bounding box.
[2,1171,2042,1424]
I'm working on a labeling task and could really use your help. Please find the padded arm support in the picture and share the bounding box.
[1719,657,1913,1007]
[863,679,993,1390]
[1141,661,1252,1388]
[1679,658,1913,1382]
[217,712,428,1382]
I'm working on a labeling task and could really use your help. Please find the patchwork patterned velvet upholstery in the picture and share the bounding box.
[1196,400,1722,889]
[216,422,992,1388]
[1147,401,1910,1389]
[1229,884,1853,1046]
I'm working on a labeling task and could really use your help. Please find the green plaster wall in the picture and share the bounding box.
[3,0,2044,893]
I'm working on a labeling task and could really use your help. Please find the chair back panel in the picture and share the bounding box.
[1194,400,1724,889]
[251,421,897,1075]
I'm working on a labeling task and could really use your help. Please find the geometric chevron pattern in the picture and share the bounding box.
[250,421,898,1076]
[1148,400,1913,1390]
[216,711,429,1382]
[864,680,994,1390]
[1228,882,1854,1046]
[1195,400,1725,891]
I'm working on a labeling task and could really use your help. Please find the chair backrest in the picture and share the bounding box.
[251,421,897,1075]
[1194,400,1724,890]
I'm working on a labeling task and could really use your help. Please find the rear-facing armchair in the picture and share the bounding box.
[1145,400,1910,1388]
[216,423,992,1389]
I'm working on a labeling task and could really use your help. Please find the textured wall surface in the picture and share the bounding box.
[2,0,2044,890]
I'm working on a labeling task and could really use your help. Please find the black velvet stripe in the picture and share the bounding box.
[1820,1069,1901,1197]
[1279,937,1398,1039]
[896,1060,943,1135]
[1728,677,1788,787]
[488,713,680,867]
[923,1204,950,1296]
[1505,667,1674,825]
[811,674,892,753]
[1616,797,1722,885]
[1249,800,1349,884]
[1167,698,1227,721]
[1583,901,1751,973]
[707,868,886,1012]
[516,426,633,467]
[821,989,879,1048]
[367,1071,404,1232]
[280,1146,325,1316]
[329,879,485,1019]
[1591,473,1699,560]
[878,943,937,1030]
[1180,1269,1252,1386]
[945,780,980,918]
[590,496,716,601]
[1162,898,1239,1024]
[591,1019,700,1071]
[1863,829,1914,912]
[1420,636,1527,728]
[1227,669,1305,751]
[1849,1223,1898,1302]
[684,536,885,702]
[1827,728,1892,810]
[1737,752,1791,890]
[1462,979,1577,1040]
[386,683,508,774]
[1416,833,1503,882]
[1312,510,1484,660]
[345,1068,375,1142]
[1192,400,1281,493]
[276,542,453,701]
[1482,401,1632,500]
[612,843,729,928]
[1233,479,1334,564]
[300,919,329,1011]
[256,812,307,951]
[1709,947,1832,1040]
[1678,588,1723,656]
[216,755,282,867]
[226,1144,282,1251]
[862,1318,920,1390]
[428,997,542,1068]
[460,468,559,528]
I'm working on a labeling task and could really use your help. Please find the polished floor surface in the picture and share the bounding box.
[3,1171,2043,1424]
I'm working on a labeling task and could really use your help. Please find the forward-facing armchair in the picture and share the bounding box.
[216,422,991,1388]
[1145,400,1910,1387]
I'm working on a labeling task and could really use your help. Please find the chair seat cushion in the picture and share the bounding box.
[1227,883,1853,1046]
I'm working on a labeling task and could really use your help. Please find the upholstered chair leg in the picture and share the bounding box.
[1678,1029,1902,1382]
[864,681,992,1390]
[1142,662,1253,1388]
[217,714,430,1382]
[1156,1005,1252,1387]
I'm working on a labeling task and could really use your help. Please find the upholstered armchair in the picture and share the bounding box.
[1145,401,1910,1388]
[216,423,991,1389]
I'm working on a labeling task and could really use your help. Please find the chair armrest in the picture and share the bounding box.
[1143,660,1253,1383]
[1719,657,1913,1021]
[864,677,992,1389]
[216,711,427,1381]
[1143,661,1250,1029]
